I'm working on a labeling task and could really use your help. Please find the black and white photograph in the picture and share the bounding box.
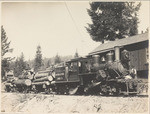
[1,0,149,113]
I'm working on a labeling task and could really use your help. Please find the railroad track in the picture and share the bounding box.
[1,91,148,98]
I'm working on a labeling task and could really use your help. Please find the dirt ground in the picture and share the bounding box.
[1,92,149,113]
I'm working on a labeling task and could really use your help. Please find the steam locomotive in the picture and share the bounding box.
[4,46,141,96]
[51,46,138,95]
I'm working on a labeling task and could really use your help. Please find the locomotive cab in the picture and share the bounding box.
[53,60,82,94]
[54,60,80,83]
[67,60,80,82]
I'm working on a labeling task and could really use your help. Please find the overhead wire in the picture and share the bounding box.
[64,1,84,43]
[64,1,96,56]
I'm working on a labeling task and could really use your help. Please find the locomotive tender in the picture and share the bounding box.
[5,46,141,96]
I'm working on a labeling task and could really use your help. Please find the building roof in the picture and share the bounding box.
[89,33,149,55]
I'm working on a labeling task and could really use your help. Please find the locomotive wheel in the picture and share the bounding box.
[23,88,27,93]
[45,88,52,94]
[112,86,119,96]
[99,85,108,95]
[55,85,69,95]
[11,87,16,92]
[100,81,120,96]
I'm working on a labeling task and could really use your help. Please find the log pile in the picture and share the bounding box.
[12,70,34,86]
[18,75,34,80]
[32,69,54,86]
[18,71,34,80]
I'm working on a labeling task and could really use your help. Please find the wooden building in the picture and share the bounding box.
[89,33,149,79]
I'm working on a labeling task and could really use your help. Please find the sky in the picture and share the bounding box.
[1,1,150,61]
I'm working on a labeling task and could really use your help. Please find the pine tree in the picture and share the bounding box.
[86,2,141,43]
[1,59,10,80]
[54,54,61,64]
[19,52,26,71]
[1,26,13,58]
[34,45,43,72]
[14,58,20,77]
[1,26,13,81]
[13,53,27,77]
[46,59,51,68]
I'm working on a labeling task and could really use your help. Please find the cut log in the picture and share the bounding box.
[5,82,13,87]
[13,79,32,86]
[34,73,50,79]
[28,75,34,80]
[32,81,50,85]
[33,76,53,82]
[18,75,34,80]
[38,70,52,74]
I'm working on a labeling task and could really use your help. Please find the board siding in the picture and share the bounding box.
[129,48,147,71]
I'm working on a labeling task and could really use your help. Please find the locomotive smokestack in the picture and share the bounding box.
[92,55,100,69]
[114,46,120,62]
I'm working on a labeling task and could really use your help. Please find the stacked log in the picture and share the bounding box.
[18,74,34,80]
[12,71,34,87]
[33,76,53,82]
[38,70,51,74]
[5,82,13,87]
[13,79,32,86]
[32,81,50,85]
[32,70,54,86]
[34,72,49,79]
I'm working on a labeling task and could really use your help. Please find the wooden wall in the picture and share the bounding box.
[129,48,148,71]
[124,41,148,71]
